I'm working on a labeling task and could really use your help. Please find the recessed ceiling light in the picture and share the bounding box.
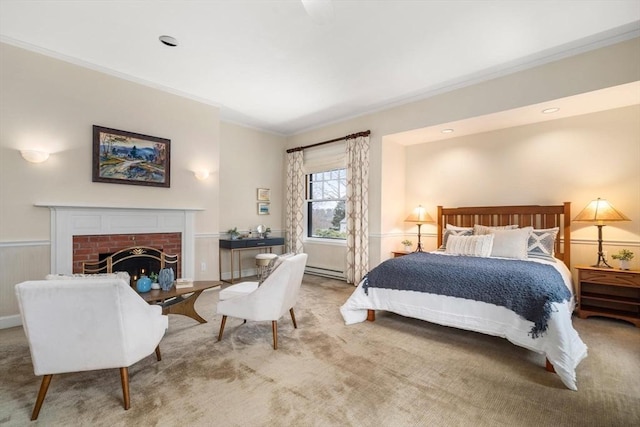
[542,107,560,114]
[159,35,178,47]
[441,129,454,134]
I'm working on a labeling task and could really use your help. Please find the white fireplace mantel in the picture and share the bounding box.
[37,204,203,277]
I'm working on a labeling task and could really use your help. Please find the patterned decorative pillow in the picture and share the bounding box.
[438,224,473,251]
[528,227,559,262]
[473,224,519,235]
[489,227,533,260]
[261,252,296,284]
[445,234,494,257]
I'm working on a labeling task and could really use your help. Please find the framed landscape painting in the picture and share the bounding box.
[258,202,270,215]
[92,125,171,188]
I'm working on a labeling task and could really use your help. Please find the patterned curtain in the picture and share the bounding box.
[285,150,305,254]
[346,135,369,284]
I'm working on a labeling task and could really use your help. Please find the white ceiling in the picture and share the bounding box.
[1,1,639,137]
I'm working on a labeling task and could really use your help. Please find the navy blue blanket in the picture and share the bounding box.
[363,253,571,338]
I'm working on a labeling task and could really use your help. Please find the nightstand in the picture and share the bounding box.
[575,266,640,327]
[392,251,411,258]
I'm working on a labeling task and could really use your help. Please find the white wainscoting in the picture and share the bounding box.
[0,242,50,329]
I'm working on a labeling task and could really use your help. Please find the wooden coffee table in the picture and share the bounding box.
[138,280,221,324]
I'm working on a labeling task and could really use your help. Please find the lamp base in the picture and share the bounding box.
[592,264,613,269]
[592,252,612,269]
[413,224,424,252]
[592,225,612,268]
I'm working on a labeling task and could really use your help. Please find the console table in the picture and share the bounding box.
[219,237,285,283]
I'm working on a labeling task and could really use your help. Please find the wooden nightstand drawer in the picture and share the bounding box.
[575,266,640,327]
[579,270,640,288]
[392,251,411,258]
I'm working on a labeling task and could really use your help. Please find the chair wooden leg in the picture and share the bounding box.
[155,345,162,361]
[289,308,298,329]
[272,320,278,350]
[217,315,227,342]
[545,358,556,373]
[31,374,53,421]
[120,367,130,410]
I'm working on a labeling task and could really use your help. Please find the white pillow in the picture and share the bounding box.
[489,227,533,260]
[445,234,494,257]
[45,271,131,282]
[446,224,473,231]
[473,224,518,235]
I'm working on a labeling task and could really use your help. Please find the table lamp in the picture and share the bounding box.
[573,198,630,268]
[405,205,435,252]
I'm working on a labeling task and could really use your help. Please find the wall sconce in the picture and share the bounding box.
[21,150,50,163]
[194,170,210,180]
[573,198,630,268]
[405,205,435,252]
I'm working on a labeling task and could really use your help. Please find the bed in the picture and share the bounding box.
[340,203,588,390]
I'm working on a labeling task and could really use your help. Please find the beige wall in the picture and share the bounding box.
[0,43,220,240]
[405,105,640,267]
[219,122,286,279]
[286,37,640,273]
[1,37,639,326]
[0,43,283,325]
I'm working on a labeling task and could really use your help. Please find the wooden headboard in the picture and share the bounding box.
[437,202,571,268]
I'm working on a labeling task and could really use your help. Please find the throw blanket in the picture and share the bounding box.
[363,253,571,338]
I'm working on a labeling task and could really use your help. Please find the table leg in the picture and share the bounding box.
[161,290,207,323]
[230,249,235,284]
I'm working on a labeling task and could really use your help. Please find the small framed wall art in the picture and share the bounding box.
[257,188,270,201]
[93,125,171,187]
[258,202,270,215]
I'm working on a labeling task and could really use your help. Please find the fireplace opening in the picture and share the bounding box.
[73,232,182,279]
[83,245,179,287]
[99,251,163,284]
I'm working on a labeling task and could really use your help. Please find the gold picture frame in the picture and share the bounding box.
[93,125,170,188]
[257,188,270,201]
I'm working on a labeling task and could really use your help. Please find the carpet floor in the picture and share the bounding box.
[1,275,639,426]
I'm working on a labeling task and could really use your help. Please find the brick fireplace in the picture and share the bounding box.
[39,204,200,278]
[72,232,182,277]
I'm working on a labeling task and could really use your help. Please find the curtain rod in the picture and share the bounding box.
[286,130,370,153]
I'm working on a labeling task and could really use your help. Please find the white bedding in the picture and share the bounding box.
[339,253,588,390]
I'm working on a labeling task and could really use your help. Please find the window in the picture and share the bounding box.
[307,168,347,239]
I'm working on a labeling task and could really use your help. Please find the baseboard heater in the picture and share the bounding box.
[305,266,345,280]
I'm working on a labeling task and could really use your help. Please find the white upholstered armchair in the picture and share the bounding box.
[15,278,168,420]
[217,253,308,349]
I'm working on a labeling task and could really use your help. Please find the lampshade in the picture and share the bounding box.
[573,198,630,224]
[573,198,630,268]
[405,205,434,224]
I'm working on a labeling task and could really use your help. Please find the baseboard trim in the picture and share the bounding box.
[0,314,22,330]
[305,266,345,280]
